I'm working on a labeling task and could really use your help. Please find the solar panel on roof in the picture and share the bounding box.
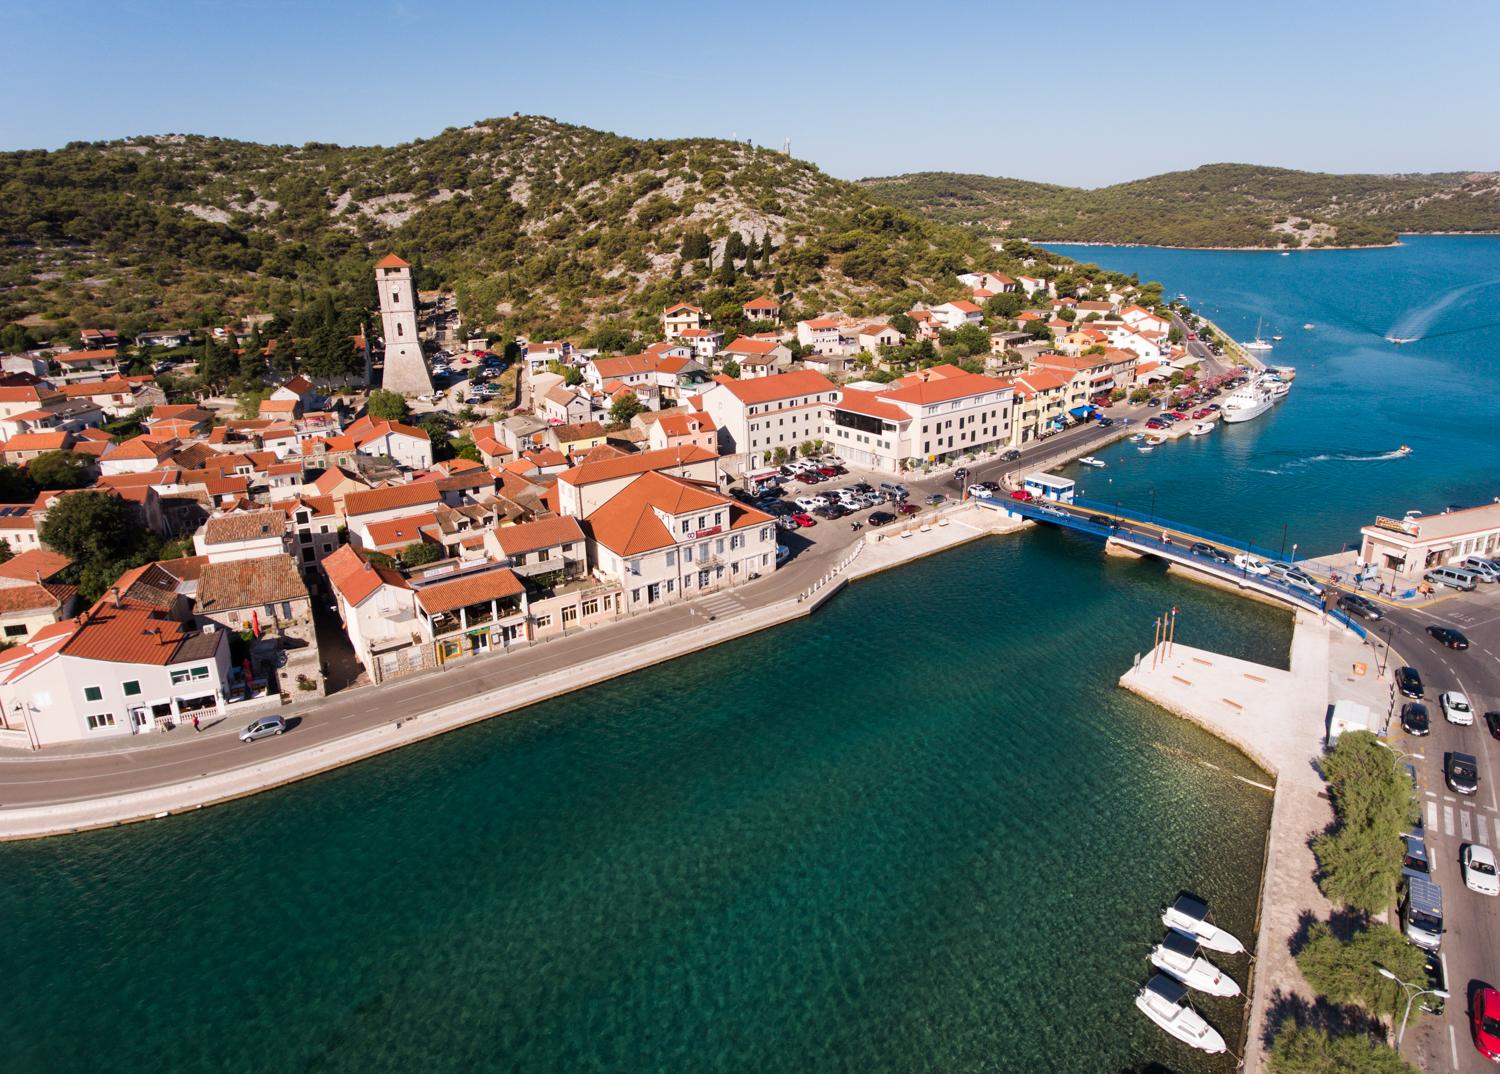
[1145,974,1187,1005]
[1172,894,1208,922]
[1162,930,1198,958]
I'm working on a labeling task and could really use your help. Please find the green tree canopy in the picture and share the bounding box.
[367,389,410,422]
[26,450,93,491]
[39,491,134,563]
[1296,921,1427,1023]
[396,542,443,568]
[608,392,643,425]
[1269,1024,1416,1074]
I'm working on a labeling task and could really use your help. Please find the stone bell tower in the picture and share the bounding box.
[374,253,433,395]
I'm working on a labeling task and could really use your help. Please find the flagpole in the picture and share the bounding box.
[1152,615,1162,669]
[1168,606,1178,657]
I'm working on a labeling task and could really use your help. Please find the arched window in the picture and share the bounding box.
[392,291,400,304]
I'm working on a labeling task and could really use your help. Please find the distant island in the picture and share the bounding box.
[859,164,1500,249]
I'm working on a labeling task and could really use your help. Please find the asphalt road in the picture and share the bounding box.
[1373,588,1500,1073]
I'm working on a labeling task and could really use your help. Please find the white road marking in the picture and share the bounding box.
[1428,801,1440,829]
[1427,790,1438,798]
[1461,810,1473,841]
[1410,753,1426,760]
[1450,1024,1459,1068]
[1445,805,1455,835]
[1478,814,1490,845]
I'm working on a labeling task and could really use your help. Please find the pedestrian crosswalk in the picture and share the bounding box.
[1428,798,1494,845]
[696,592,745,619]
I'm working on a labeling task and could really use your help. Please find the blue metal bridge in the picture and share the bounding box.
[976,493,1368,637]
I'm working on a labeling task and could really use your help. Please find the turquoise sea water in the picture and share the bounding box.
[5,238,1492,1073]
[1047,235,1500,554]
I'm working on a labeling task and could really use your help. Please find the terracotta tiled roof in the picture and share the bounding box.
[0,582,71,614]
[196,554,308,612]
[375,252,410,269]
[834,388,907,422]
[877,367,1012,405]
[413,567,524,615]
[55,349,119,364]
[363,512,438,549]
[709,369,834,405]
[558,444,716,488]
[56,605,219,667]
[743,295,779,310]
[721,337,782,356]
[4,431,69,452]
[0,548,71,581]
[202,509,287,546]
[586,472,769,556]
[491,516,585,557]
[653,411,716,437]
[343,482,443,518]
[323,544,408,606]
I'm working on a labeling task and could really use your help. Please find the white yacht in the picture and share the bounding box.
[1161,895,1246,955]
[1151,931,1242,997]
[1077,456,1106,468]
[1259,374,1291,399]
[1243,317,1273,352]
[1221,385,1274,424]
[1135,974,1228,1054]
[1188,421,1213,436]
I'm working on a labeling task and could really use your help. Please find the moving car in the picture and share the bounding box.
[868,511,896,526]
[1402,833,1432,879]
[1427,626,1470,650]
[1010,489,1033,502]
[1337,593,1384,621]
[1396,666,1423,699]
[1486,711,1500,740]
[1441,691,1474,726]
[239,715,287,742]
[925,493,946,506]
[1233,554,1271,576]
[1475,987,1500,1063]
[1191,542,1232,564]
[897,503,920,516]
[1446,751,1479,795]
[1463,844,1499,896]
[1400,702,1430,737]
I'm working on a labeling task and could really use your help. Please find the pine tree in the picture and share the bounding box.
[718,259,736,286]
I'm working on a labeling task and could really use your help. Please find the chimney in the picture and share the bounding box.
[111,586,121,608]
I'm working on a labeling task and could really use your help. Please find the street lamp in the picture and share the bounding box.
[1291,542,1298,565]
[1374,964,1447,1049]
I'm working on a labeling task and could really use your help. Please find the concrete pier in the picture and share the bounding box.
[1120,612,1391,1073]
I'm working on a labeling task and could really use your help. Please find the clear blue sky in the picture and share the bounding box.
[6,0,1497,186]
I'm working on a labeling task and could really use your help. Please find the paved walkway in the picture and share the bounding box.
[1120,612,1391,1073]
[0,504,1007,838]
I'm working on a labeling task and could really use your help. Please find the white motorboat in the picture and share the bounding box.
[1387,336,1416,345]
[1078,456,1106,468]
[1137,445,1155,453]
[1221,385,1274,424]
[1144,435,1166,447]
[1188,422,1213,436]
[1259,374,1291,399]
[1151,930,1242,997]
[1136,974,1227,1054]
[1303,323,1315,330]
[1161,895,1246,955]
[1128,433,1146,442]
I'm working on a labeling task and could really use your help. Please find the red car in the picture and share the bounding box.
[1475,987,1500,1063]
[790,512,815,527]
[1169,410,1189,420]
[897,503,919,515]
[817,466,838,477]
[1011,489,1033,502]
[1192,408,1211,419]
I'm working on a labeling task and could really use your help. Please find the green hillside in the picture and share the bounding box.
[0,116,1009,342]
[860,164,1500,248]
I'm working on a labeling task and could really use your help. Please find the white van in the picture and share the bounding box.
[1425,566,1478,591]
[1459,556,1499,583]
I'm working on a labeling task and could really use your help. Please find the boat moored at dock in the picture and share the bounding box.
[1135,974,1228,1053]
[1162,894,1245,955]
[1150,930,1242,997]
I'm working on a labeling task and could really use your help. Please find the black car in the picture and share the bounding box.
[1001,449,1021,461]
[1088,514,1114,528]
[1190,542,1231,565]
[1427,626,1470,650]
[1446,751,1479,796]
[1485,711,1500,740]
[1401,702,1430,737]
[867,511,896,527]
[1337,593,1385,621]
[1396,666,1423,699]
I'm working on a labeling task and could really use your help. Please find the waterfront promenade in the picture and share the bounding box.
[0,504,1025,839]
[1121,612,1390,1073]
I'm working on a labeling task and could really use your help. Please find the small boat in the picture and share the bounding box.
[1136,974,1227,1054]
[1397,444,1412,456]
[1151,930,1242,997]
[1078,456,1106,468]
[1243,318,1273,352]
[1128,433,1146,443]
[1280,251,1290,256]
[1189,422,1212,436]
[1303,323,1315,330]
[1272,334,1283,341]
[1144,435,1166,447]
[1386,336,1417,345]
[1137,445,1155,453]
[1162,895,1245,955]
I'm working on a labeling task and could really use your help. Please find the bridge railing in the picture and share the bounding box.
[1072,496,1287,563]
[981,495,1369,638]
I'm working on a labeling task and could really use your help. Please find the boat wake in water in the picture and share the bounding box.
[1252,447,1412,474]
[1385,278,1500,342]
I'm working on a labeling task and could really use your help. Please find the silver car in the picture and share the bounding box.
[239,715,287,742]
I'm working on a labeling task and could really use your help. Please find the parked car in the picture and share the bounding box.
[897,503,919,516]
[868,511,896,526]
[793,497,822,512]
[775,516,799,531]
[1464,843,1500,896]
[1447,750,1479,795]
[239,715,287,742]
[878,481,909,498]
[790,513,815,528]
[1486,711,1500,740]
[1476,988,1500,1064]
[1337,593,1384,621]
[1401,702,1430,737]
[1396,666,1423,699]
[1442,691,1474,725]
[925,493,946,506]
[1427,626,1470,650]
